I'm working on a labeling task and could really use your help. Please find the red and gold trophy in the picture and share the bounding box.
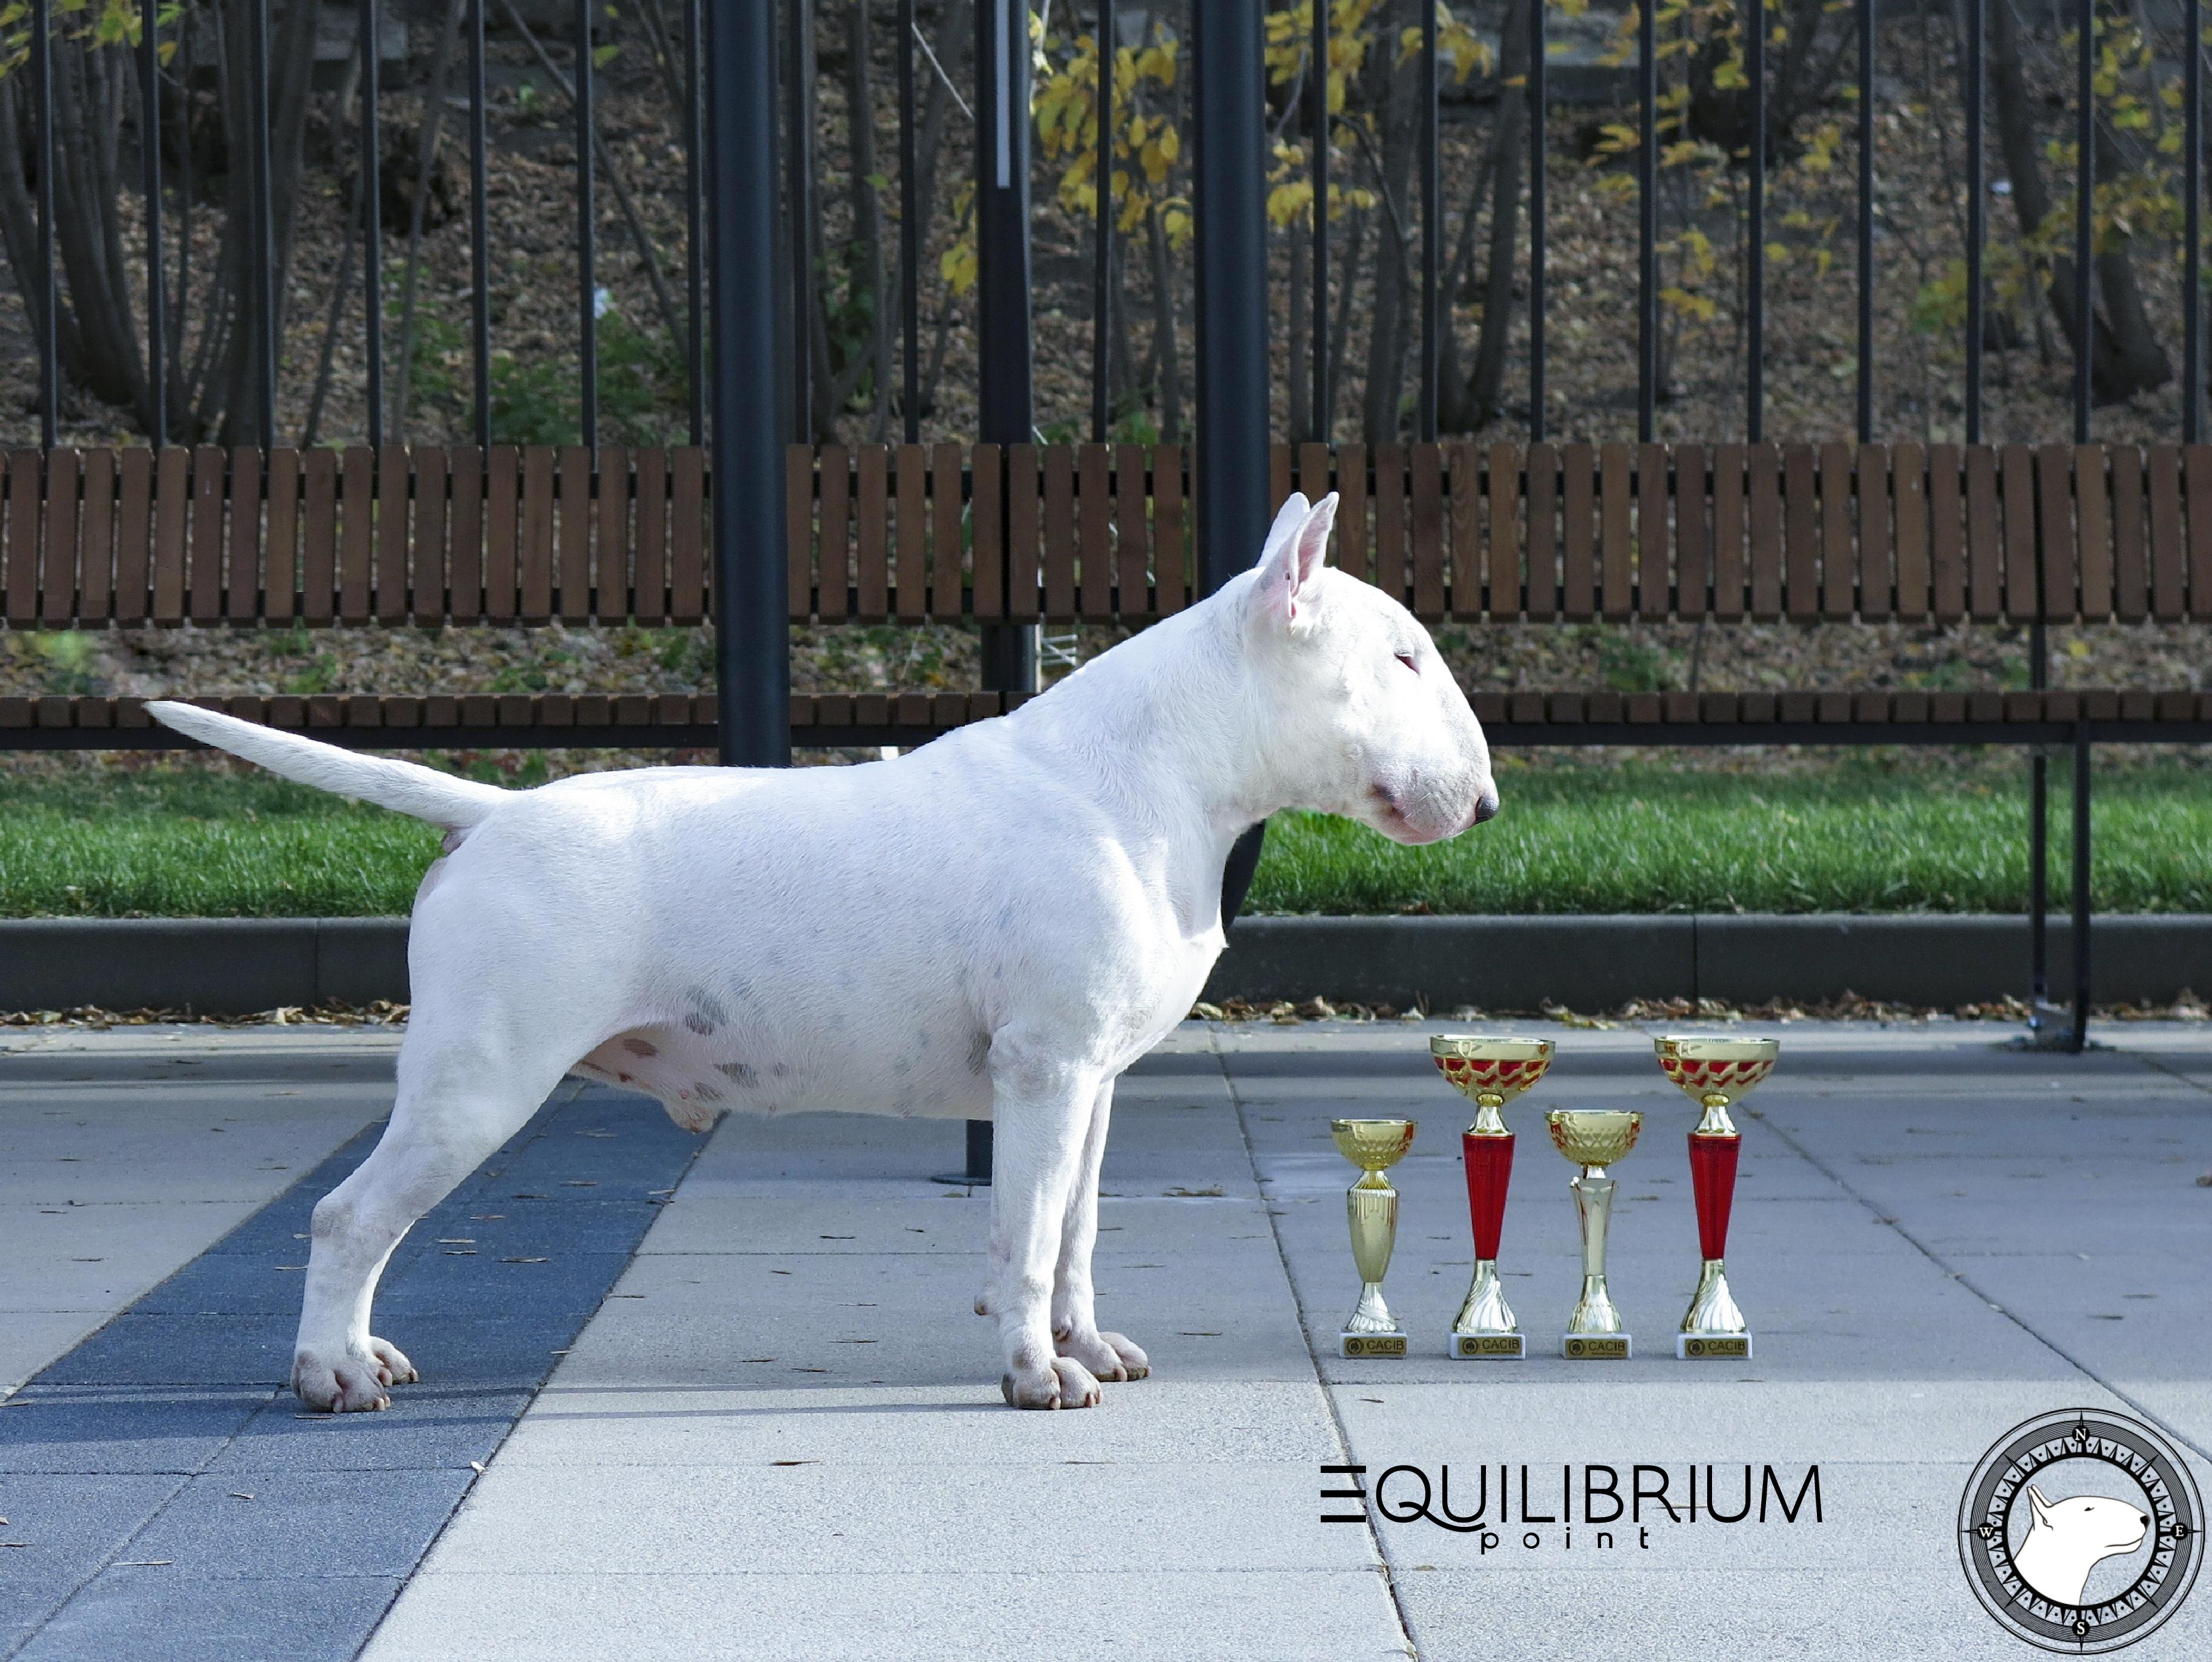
[1653,1035,1779,1360]
[1430,1037,1555,1359]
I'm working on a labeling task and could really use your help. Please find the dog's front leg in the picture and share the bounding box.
[1050,1079,1151,1383]
[986,1043,1105,1409]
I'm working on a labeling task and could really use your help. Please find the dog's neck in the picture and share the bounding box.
[1004,573,1294,928]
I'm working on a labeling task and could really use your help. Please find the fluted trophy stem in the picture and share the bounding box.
[1331,1120,1413,1357]
[1548,1110,1639,1359]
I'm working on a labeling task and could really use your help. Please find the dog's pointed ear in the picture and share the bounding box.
[1254,493,1310,570]
[1253,494,1338,628]
[2028,1486,2054,1527]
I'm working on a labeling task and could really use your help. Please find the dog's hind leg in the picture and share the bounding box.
[985,1040,1106,1409]
[291,1031,566,1412]
[1050,1078,1150,1383]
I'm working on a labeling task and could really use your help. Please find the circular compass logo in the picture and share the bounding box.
[1959,1409,2202,1654]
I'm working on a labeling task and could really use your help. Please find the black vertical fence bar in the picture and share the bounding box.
[576,0,598,449]
[1855,0,1873,442]
[1192,0,1270,929]
[1529,0,1546,440]
[1747,0,1765,442]
[686,0,706,445]
[1310,0,1328,439]
[363,0,385,442]
[2073,0,2091,443]
[1417,0,1437,442]
[785,0,813,437]
[1965,0,1982,443]
[707,0,788,765]
[2070,722,2091,1050]
[140,0,165,442]
[2187,0,2201,443]
[1091,0,1113,442]
[251,0,276,440]
[1637,0,1656,440]
[470,0,491,447]
[977,0,1033,447]
[30,0,55,450]
[901,0,922,443]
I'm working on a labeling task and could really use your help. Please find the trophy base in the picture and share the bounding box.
[1340,1331,1408,1358]
[1677,1332,1753,1359]
[1561,1333,1632,1360]
[1447,1332,1524,1359]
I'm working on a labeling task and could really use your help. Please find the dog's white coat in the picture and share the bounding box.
[148,492,1495,1412]
[2013,1484,2151,1605]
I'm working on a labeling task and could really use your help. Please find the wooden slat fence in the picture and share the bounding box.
[6,440,2212,630]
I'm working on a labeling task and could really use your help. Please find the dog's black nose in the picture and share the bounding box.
[1471,788,1500,825]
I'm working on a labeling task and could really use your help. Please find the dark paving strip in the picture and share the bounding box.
[0,1083,703,1662]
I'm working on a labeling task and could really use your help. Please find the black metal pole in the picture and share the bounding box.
[363,0,385,442]
[686,0,706,445]
[31,0,56,449]
[2074,0,2092,443]
[1311,0,1328,439]
[2188,0,2202,444]
[470,0,492,447]
[1965,0,1982,443]
[707,0,788,768]
[1418,0,1438,441]
[577,0,598,448]
[1091,0,1114,441]
[976,0,1036,699]
[2031,650,2048,1012]
[2070,720,2091,1052]
[1530,0,1546,440]
[1855,0,1873,443]
[902,0,923,442]
[1747,0,1765,442]
[1193,0,1271,927]
[1638,0,1656,440]
[140,0,165,443]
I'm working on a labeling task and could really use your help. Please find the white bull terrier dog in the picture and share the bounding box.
[148,490,1496,1414]
[2012,1484,2151,1605]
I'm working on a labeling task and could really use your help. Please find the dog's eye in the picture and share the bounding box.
[1394,652,1419,674]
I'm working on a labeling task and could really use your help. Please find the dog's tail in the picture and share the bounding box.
[147,701,510,829]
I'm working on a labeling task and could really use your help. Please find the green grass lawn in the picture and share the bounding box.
[2,755,2207,917]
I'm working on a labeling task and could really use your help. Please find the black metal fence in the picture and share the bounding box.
[4,1,2209,457]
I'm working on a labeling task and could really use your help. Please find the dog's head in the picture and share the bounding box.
[2025,1483,2151,1563]
[1234,492,1495,845]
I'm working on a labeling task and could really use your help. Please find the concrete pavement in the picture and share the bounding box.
[4,1019,2210,1660]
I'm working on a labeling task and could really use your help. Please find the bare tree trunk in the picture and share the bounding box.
[1360,0,1422,442]
[1987,0,2168,403]
[1447,0,1532,431]
[1146,203,1182,442]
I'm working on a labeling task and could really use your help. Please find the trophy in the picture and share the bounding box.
[1330,1119,1415,1357]
[1654,1035,1778,1360]
[1546,1109,1642,1359]
[1430,1036,1555,1359]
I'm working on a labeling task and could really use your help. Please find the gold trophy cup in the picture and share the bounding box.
[1654,1035,1779,1360]
[1330,1119,1416,1357]
[1546,1109,1642,1359]
[1431,1036,1555,1359]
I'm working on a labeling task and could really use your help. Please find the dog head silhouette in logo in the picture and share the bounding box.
[2013,1484,2151,1605]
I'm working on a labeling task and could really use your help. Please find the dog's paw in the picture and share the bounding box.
[292,1338,413,1413]
[999,1354,1102,1410]
[1054,1327,1150,1383]
[1096,1330,1150,1380]
[367,1335,419,1387]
